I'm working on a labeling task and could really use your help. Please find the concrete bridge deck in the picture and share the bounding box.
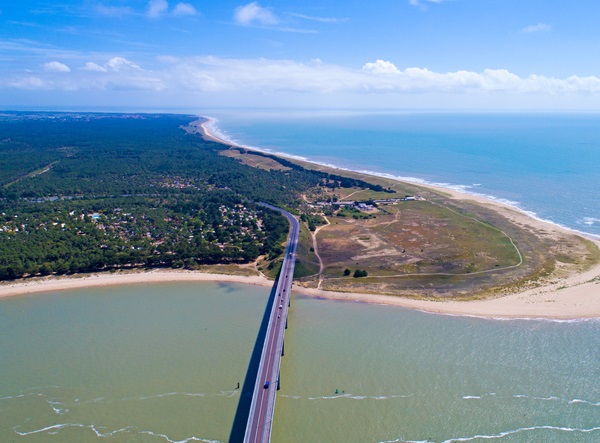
[243,205,299,443]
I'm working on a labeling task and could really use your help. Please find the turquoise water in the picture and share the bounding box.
[2,285,599,442]
[206,111,600,238]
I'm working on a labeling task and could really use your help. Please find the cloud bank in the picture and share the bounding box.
[5,57,600,107]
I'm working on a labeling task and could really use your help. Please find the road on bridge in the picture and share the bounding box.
[243,204,299,443]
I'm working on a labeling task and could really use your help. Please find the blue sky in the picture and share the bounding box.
[2,0,600,110]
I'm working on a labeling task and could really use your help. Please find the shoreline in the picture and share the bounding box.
[1,116,598,320]
[0,270,273,299]
[1,264,598,320]
[201,117,600,242]
[199,116,600,320]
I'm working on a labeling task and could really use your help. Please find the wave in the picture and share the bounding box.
[462,393,496,400]
[0,393,37,401]
[380,425,600,443]
[139,430,223,443]
[580,217,600,226]
[136,392,208,400]
[569,398,600,407]
[14,423,223,442]
[513,394,560,401]
[47,399,69,415]
[133,390,238,401]
[204,116,599,240]
[14,423,132,437]
[302,393,414,401]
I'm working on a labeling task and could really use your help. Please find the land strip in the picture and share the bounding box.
[1,115,598,320]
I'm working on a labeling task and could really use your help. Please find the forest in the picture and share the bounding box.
[0,112,316,280]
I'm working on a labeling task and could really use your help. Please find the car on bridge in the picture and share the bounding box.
[264,381,270,389]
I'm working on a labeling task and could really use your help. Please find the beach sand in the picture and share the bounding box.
[0,270,272,299]
[1,117,598,320]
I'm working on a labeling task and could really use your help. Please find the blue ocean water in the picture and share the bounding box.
[205,111,600,238]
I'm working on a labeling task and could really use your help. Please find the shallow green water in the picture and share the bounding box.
[0,282,268,443]
[1,284,599,443]
[273,295,600,443]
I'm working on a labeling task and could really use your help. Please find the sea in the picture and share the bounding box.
[1,111,599,442]
[205,110,600,239]
[1,284,599,443]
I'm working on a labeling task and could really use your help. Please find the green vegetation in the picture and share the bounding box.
[300,213,326,231]
[0,112,321,280]
[2,112,596,300]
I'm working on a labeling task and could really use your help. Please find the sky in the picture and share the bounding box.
[2,0,600,111]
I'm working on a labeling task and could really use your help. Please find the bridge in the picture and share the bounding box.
[243,204,300,443]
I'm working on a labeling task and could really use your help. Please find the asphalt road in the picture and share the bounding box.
[243,205,299,443]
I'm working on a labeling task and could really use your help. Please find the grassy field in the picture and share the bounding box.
[220,148,600,299]
[220,148,291,171]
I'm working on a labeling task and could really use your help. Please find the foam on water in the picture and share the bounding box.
[380,425,600,443]
[14,423,223,442]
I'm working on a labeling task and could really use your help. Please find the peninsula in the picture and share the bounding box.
[1,112,598,319]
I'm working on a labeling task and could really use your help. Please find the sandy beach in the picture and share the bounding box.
[0,270,272,299]
[1,116,598,320]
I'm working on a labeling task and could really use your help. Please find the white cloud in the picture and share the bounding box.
[82,62,107,72]
[80,57,142,73]
[234,2,278,26]
[149,57,600,96]
[290,13,348,24]
[147,0,169,18]
[521,23,551,33]
[173,3,197,17]
[9,56,600,108]
[106,57,142,72]
[362,60,401,74]
[43,61,71,72]
[409,0,443,8]
[10,76,49,89]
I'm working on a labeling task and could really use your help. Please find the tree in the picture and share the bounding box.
[343,268,351,276]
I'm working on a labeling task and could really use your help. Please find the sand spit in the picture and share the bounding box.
[0,270,272,299]
[1,117,598,320]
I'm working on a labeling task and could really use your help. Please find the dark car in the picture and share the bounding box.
[264,381,270,389]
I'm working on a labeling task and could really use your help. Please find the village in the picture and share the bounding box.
[312,195,426,212]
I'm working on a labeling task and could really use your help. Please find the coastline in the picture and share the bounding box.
[0,270,272,299]
[1,116,598,320]
[200,116,600,320]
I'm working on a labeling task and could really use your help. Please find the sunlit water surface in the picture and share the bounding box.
[2,285,598,442]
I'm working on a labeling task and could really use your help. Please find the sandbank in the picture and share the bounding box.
[0,270,271,299]
[1,117,598,320]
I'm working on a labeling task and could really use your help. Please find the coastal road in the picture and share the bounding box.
[243,204,299,443]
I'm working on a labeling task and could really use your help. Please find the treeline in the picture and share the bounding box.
[0,113,322,206]
[0,192,288,280]
[0,112,391,281]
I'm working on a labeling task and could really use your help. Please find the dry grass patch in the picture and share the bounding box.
[220,148,291,171]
